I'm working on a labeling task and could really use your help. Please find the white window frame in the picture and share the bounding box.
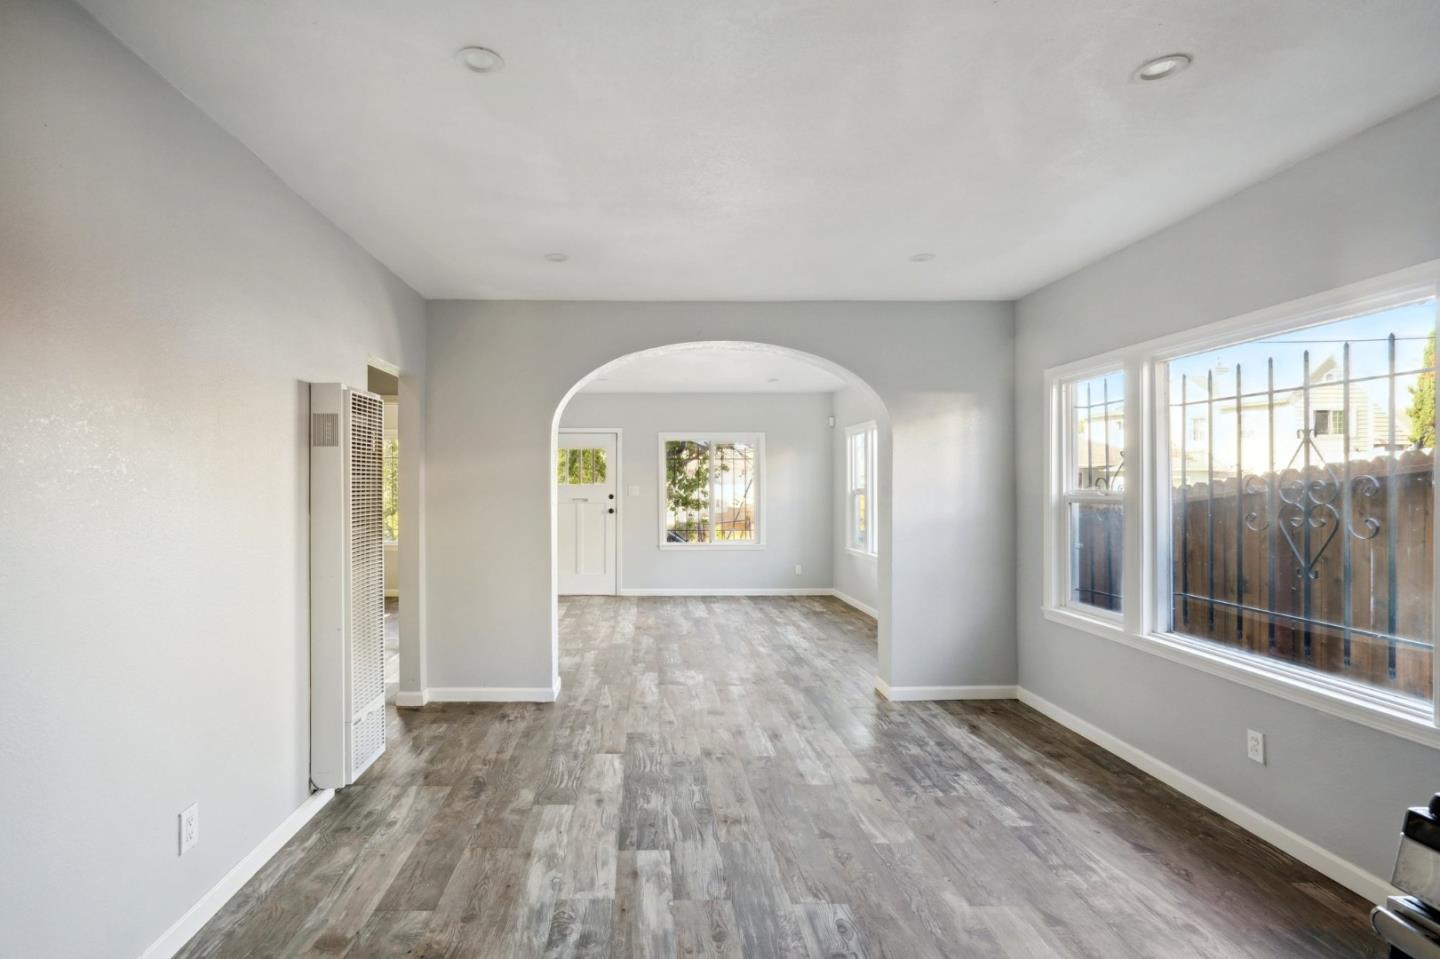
[657,432,766,550]
[846,421,879,558]
[1042,259,1440,749]
[1046,367,1128,624]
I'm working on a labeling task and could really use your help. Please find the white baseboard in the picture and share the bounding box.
[875,677,1018,701]
[615,586,875,617]
[830,589,878,618]
[395,690,426,708]
[1015,687,1396,905]
[417,676,562,704]
[141,788,334,959]
[617,587,834,597]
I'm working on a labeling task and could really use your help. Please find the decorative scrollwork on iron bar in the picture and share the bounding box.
[1240,428,1380,580]
[1091,449,1125,491]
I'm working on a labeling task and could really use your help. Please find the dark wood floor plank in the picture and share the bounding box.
[171,596,1376,959]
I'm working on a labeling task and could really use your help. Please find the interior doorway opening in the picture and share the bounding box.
[367,362,401,703]
[549,340,891,692]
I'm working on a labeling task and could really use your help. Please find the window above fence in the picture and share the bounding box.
[1164,299,1437,710]
[1043,261,1440,747]
[1054,371,1127,617]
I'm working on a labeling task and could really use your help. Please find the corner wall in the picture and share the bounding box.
[0,1,426,955]
[1015,96,1440,882]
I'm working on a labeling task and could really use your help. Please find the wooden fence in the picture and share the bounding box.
[1073,450,1434,701]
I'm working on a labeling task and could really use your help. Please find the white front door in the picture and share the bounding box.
[557,431,619,595]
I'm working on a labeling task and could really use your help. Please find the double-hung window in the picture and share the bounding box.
[1043,261,1440,744]
[659,433,764,547]
[1053,371,1127,616]
[846,422,878,556]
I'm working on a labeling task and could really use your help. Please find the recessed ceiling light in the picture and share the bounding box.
[766,377,781,383]
[1134,53,1192,82]
[457,46,505,74]
[910,253,935,263]
[544,252,569,263]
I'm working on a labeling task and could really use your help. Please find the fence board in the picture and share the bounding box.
[1167,453,1433,702]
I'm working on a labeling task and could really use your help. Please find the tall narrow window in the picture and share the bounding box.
[383,401,399,544]
[1061,371,1126,614]
[660,434,763,547]
[847,422,878,556]
[1165,297,1436,705]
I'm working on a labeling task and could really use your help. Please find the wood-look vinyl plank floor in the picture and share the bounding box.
[176,596,1379,958]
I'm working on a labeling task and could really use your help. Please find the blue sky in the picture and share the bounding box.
[1169,298,1436,405]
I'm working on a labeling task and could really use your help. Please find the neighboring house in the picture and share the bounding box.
[1174,355,1399,481]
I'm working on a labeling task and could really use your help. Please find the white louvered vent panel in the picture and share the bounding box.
[351,709,386,778]
[348,389,386,778]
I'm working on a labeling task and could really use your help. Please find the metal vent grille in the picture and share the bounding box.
[352,709,386,778]
[348,390,386,778]
[311,412,339,447]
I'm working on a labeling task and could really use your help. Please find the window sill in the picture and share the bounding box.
[658,543,766,551]
[1042,604,1125,641]
[1040,605,1440,750]
[845,547,878,561]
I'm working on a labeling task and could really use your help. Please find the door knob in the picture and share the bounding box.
[608,508,615,514]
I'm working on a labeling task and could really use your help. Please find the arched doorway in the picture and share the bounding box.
[548,341,892,694]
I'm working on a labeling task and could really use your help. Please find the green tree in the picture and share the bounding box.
[665,441,711,542]
[1407,332,1435,448]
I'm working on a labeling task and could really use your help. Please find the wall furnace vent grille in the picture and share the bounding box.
[311,412,339,447]
[348,389,386,777]
[310,383,387,789]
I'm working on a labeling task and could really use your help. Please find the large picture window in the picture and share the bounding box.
[847,422,878,556]
[1164,299,1435,706]
[1043,262,1440,743]
[659,433,763,547]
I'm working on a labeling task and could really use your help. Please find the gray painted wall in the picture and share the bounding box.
[560,392,834,591]
[832,385,884,613]
[1015,96,1440,880]
[0,1,426,956]
[425,301,1016,694]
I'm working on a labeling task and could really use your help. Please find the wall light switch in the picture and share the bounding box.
[1246,729,1265,765]
[795,564,803,576]
[179,803,200,855]
[628,485,641,497]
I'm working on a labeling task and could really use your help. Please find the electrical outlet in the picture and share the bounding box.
[628,485,640,497]
[179,803,199,855]
[1246,729,1265,765]
[794,564,803,576]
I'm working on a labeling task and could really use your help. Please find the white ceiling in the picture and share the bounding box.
[581,343,847,393]
[80,0,1440,301]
